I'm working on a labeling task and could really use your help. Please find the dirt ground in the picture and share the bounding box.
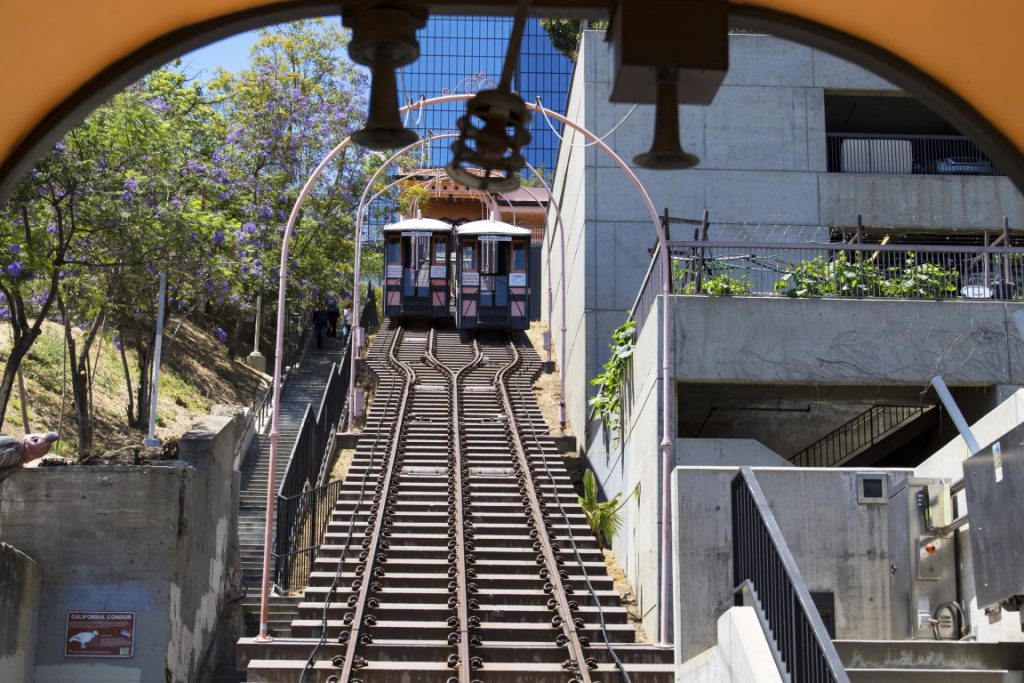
[523,320,573,438]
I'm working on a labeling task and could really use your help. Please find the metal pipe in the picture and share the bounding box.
[143,271,166,448]
[263,93,668,646]
[930,376,982,455]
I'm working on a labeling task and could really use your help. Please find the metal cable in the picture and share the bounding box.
[509,334,634,683]
[300,323,404,682]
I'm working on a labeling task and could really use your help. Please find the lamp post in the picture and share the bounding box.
[142,270,166,448]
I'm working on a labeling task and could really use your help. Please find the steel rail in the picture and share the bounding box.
[494,339,594,683]
[336,325,414,682]
[425,327,483,683]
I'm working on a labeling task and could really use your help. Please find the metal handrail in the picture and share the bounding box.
[789,405,927,468]
[732,467,850,683]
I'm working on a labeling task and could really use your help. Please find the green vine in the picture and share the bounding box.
[589,320,636,435]
[775,251,959,299]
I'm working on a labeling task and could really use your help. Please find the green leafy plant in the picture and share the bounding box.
[589,320,636,435]
[881,253,959,298]
[578,469,637,547]
[775,253,886,298]
[681,272,753,296]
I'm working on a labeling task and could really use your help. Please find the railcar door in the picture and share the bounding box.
[457,238,479,328]
[384,235,403,317]
[429,233,450,318]
[478,235,511,327]
[508,237,529,330]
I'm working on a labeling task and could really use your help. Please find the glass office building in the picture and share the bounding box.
[398,16,574,181]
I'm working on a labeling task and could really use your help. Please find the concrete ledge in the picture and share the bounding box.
[335,432,362,449]
[549,434,578,453]
[0,542,40,683]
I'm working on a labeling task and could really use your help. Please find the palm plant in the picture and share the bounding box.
[578,469,635,548]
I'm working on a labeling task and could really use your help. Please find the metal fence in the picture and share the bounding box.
[732,467,850,683]
[826,133,1002,176]
[273,344,353,592]
[669,240,1024,301]
[789,405,927,468]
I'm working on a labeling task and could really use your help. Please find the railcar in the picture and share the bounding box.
[454,218,532,330]
[382,216,454,320]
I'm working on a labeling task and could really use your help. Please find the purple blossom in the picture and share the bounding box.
[9,243,20,255]
[46,225,58,235]
[171,198,181,209]
[113,336,122,351]
[122,191,134,202]
[184,160,207,175]
[6,262,24,278]
[213,230,225,245]
[258,205,273,219]
[0,306,9,320]
[218,191,232,201]
[124,177,139,192]
[214,326,228,344]
[243,222,257,234]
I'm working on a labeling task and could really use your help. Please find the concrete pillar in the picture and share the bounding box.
[0,542,41,683]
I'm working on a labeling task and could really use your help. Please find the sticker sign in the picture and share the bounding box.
[462,272,480,286]
[401,231,433,237]
[430,265,447,279]
[509,272,527,287]
[478,235,512,242]
[386,265,403,278]
[65,612,135,658]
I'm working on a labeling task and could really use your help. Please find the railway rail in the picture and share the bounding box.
[239,321,673,682]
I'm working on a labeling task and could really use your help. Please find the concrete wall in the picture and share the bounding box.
[671,466,911,662]
[675,439,790,467]
[0,541,41,682]
[547,30,1024,444]
[671,296,1024,385]
[676,607,783,683]
[0,414,242,683]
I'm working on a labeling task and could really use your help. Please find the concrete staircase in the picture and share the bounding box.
[238,331,349,639]
[837,640,1024,682]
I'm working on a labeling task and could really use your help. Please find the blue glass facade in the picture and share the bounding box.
[398,16,574,180]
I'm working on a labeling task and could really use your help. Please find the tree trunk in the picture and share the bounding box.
[58,297,105,455]
[0,336,36,433]
[118,329,135,424]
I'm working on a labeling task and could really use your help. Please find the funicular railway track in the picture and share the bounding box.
[241,322,673,682]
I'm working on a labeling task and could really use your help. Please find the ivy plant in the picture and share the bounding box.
[589,319,636,435]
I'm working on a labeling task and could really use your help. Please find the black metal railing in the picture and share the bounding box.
[732,467,850,683]
[827,133,1002,176]
[281,307,313,371]
[272,344,353,592]
[789,405,927,468]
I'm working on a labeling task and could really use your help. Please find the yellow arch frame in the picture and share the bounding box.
[2,0,1023,197]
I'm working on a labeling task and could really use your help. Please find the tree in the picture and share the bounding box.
[540,18,608,61]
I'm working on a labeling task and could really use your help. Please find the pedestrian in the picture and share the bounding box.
[342,305,352,341]
[326,299,340,338]
[312,307,328,349]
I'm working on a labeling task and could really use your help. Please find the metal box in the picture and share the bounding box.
[888,477,958,638]
[609,0,728,105]
[963,423,1024,609]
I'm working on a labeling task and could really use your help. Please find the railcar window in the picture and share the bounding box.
[434,239,447,264]
[481,240,498,274]
[512,243,526,271]
[386,239,400,264]
[462,244,476,271]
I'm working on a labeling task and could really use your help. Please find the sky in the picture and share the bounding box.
[173,31,261,79]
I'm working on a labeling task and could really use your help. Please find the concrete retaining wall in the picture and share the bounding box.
[0,541,41,682]
[671,296,1024,385]
[0,414,242,683]
[671,466,911,662]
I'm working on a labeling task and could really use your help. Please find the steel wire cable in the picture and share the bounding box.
[509,334,634,683]
[301,323,404,682]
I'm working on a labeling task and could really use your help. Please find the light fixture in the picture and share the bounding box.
[344,2,427,149]
[633,68,699,170]
[446,1,532,191]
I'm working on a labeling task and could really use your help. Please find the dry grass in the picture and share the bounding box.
[1,317,265,458]
[523,320,573,438]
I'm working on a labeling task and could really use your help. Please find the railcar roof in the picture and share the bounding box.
[382,217,453,234]
[456,219,532,238]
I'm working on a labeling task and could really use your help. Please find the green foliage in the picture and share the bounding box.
[679,270,753,296]
[539,18,609,61]
[775,252,959,299]
[578,469,636,547]
[881,254,959,298]
[588,320,635,434]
